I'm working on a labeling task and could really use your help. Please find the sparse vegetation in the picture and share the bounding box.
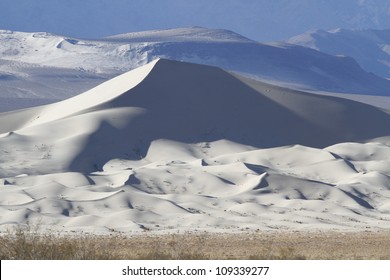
[0,224,115,260]
[1,225,390,260]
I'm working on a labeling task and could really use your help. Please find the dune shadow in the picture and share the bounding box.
[68,60,390,173]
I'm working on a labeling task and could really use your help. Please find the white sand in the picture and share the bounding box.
[3,27,390,113]
[1,59,390,233]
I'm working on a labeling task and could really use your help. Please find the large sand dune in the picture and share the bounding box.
[2,27,390,112]
[1,59,390,233]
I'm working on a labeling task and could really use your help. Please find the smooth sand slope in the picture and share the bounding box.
[3,27,390,113]
[1,59,390,233]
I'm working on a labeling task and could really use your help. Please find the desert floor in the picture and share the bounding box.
[1,228,390,260]
[97,230,390,260]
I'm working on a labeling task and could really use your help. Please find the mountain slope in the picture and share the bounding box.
[287,28,390,79]
[105,27,254,43]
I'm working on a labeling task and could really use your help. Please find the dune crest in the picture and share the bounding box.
[1,59,390,233]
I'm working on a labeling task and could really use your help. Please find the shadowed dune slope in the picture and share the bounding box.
[1,59,390,232]
[77,58,390,145]
[1,58,390,173]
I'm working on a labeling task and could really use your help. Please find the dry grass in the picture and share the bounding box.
[1,225,390,260]
[0,224,115,260]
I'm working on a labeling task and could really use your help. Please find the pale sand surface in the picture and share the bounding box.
[2,27,390,114]
[1,59,390,234]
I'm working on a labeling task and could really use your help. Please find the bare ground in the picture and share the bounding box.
[1,227,389,259]
[108,231,390,260]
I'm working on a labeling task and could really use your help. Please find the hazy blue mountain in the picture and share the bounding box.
[288,28,390,79]
[1,0,390,41]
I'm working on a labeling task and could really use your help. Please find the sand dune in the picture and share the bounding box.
[3,27,390,112]
[0,59,390,233]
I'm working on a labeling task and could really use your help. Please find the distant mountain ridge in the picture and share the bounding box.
[105,27,254,43]
[1,0,390,41]
[287,28,390,79]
